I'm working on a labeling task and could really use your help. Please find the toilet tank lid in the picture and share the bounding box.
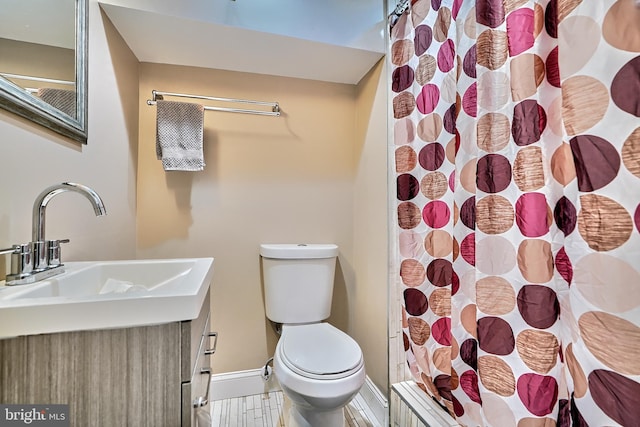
[260,244,338,259]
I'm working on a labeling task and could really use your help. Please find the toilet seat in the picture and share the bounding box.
[279,323,363,380]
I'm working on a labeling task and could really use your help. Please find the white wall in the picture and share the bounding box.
[0,0,139,278]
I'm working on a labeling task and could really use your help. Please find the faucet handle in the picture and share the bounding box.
[3,244,34,276]
[0,246,19,256]
[47,239,70,268]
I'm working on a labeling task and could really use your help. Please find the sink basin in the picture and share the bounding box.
[0,258,214,338]
[4,259,205,299]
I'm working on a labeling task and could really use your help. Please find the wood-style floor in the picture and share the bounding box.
[211,390,377,427]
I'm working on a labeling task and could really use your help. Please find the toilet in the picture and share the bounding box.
[260,243,365,427]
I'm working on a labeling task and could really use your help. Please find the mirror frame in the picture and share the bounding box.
[0,0,88,143]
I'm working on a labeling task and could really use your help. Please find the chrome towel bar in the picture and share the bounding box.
[146,89,280,116]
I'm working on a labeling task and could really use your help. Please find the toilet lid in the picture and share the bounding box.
[280,323,363,378]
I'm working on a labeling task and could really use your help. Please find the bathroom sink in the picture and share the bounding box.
[0,258,214,338]
[3,259,205,299]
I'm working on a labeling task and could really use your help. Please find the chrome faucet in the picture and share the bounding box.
[31,183,107,270]
[1,182,106,285]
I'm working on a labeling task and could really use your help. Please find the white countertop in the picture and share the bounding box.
[0,258,214,338]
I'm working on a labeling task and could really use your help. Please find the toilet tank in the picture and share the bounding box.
[260,244,339,324]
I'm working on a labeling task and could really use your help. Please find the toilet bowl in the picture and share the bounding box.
[274,323,365,427]
[259,243,366,427]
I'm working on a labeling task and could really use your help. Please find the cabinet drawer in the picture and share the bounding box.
[191,334,213,421]
[182,328,217,426]
[181,289,211,382]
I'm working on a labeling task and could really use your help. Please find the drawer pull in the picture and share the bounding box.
[205,331,218,355]
[193,367,213,408]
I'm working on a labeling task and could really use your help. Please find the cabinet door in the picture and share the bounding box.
[0,336,27,403]
[181,290,211,382]
[181,290,214,426]
[189,335,213,426]
[1,325,182,426]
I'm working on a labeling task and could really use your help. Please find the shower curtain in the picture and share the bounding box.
[391,0,640,425]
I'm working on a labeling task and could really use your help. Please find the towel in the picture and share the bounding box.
[37,88,77,118]
[156,100,205,171]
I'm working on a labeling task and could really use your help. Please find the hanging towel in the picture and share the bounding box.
[156,100,205,171]
[37,88,77,118]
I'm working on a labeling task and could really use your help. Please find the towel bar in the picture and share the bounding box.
[147,90,280,116]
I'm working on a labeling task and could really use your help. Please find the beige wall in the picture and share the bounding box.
[136,61,388,391]
[0,1,139,277]
[353,61,389,392]
[0,38,75,90]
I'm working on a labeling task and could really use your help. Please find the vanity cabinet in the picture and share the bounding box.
[0,290,213,426]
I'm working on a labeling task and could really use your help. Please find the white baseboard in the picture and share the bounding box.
[210,369,389,427]
[210,368,282,401]
[391,381,459,427]
[353,376,389,427]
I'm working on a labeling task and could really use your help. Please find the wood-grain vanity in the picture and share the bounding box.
[0,290,213,426]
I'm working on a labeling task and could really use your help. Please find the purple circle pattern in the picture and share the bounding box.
[392,65,415,93]
[589,369,640,426]
[463,45,477,78]
[460,197,476,230]
[397,174,420,201]
[477,316,515,355]
[477,154,512,193]
[405,288,428,316]
[427,258,453,287]
[517,285,559,329]
[460,339,478,370]
[392,2,639,425]
[570,135,621,191]
[415,25,433,56]
[611,56,640,117]
[512,100,547,146]
[437,39,456,72]
[419,143,446,170]
[554,196,577,236]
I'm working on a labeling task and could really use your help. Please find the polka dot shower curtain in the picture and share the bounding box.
[390,0,640,425]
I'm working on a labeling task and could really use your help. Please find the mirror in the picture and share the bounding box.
[0,0,87,143]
